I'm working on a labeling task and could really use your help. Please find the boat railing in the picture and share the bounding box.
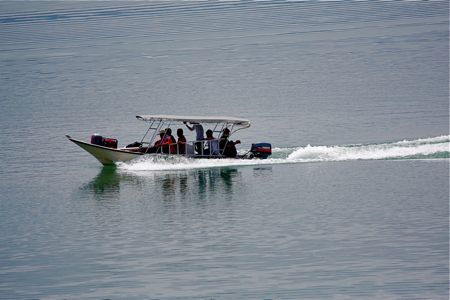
[138,120,239,158]
[140,138,225,158]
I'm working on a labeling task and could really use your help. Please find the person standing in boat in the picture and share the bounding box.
[219,128,240,158]
[176,128,187,154]
[184,121,204,154]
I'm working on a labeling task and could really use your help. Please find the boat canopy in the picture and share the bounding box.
[136,115,251,127]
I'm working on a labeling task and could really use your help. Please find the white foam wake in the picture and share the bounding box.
[117,135,449,172]
[117,154,286,172]
[287,135,449,162]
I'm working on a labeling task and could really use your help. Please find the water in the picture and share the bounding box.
[0,1,449,299]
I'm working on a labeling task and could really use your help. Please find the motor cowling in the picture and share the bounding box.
[91,134,104,146]
[103,138,118,149]
[91,134,118,149]
[250,143,272,159]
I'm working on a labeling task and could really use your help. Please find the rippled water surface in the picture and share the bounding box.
[0,1,448,299]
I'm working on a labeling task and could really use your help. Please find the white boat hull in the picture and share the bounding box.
[66,135,143,165]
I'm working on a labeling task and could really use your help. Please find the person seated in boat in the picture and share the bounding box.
[146,130,166,153]
[184,121,204,154]
[219,128,241,158]
[161,128,176,154]
[203,129,219,156]
[176,128,187,154]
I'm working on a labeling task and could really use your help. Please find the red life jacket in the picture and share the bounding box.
[162,136,176,154]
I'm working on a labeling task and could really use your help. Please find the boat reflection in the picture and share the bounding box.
[81,166,243,202]
[79,166,139,201]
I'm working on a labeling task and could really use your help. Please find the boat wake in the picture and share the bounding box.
[285,135,449,162]
[117,135,449,172]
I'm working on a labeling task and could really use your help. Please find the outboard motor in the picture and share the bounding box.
[91,134,118,149]
[91,134,104,146]
[103,138,118,149]
[250,143,272,159]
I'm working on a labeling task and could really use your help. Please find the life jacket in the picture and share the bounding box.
[162,136,176,154]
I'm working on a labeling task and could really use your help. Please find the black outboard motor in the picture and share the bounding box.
[250,143,272,159]
[91,134,104,146]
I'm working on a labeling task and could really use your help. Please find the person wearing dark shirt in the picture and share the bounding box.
[177,128,187,154]
[219,128,241,158]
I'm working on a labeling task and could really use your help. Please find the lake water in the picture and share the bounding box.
[0,1,449,299]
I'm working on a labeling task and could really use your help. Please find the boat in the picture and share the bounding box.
[67,114,272,165]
